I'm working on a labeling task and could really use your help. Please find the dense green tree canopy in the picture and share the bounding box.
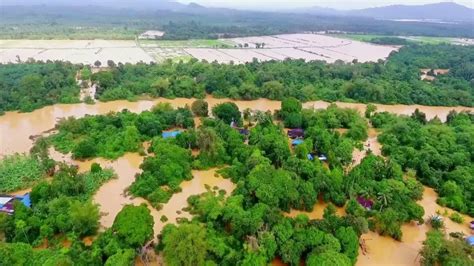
[0,62,80,113]
[112,204,154,248]
[373,110,474,215]
[162,223,208,266]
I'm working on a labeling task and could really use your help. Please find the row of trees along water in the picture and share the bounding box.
[0,43,473,115]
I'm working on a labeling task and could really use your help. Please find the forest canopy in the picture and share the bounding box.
[0,62,80,113]
[90,44,473,107]
[0,43,472,116]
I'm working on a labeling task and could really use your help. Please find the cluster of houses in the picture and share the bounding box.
[159,122,474,248]
[0,193,31,215]
[287,128,327,161]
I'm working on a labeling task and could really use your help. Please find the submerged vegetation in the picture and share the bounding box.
[420,229,473,266]
[49,103,194,159]
[0,2,472,264]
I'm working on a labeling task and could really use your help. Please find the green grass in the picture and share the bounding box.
[403,36,453,45]
[139,39,235,48]
[331,34,389,42]
[332,34,454,45]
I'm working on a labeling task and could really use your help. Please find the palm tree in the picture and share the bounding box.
[376,191,391,211]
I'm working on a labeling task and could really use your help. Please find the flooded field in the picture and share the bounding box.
[1,96,473,262]
[186,33,398,64]
[351,128,382,167]
[284,198,346,220]
[0,34,397,65]
[0,40,154,65]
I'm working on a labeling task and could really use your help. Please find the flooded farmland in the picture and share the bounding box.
[0,33,397,65]
[185,33,398,64]
[0,40,154,65]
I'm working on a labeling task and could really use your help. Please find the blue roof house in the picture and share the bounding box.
[162,130,183,139]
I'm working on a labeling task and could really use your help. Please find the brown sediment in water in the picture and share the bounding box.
[351,128,382,167]
[1,96,472,262]
[1,95,471,156]
[155,169,235,235]
[49,149,235,239]
[284,198,346,220]
[357,186,473,266]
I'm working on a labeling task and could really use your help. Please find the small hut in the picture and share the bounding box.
[0,193,31,215]
[288,128,304,139]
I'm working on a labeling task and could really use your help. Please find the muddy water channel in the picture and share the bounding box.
[1,95,472,155]
[1,97,473,263]
[49,149,235,238]
[358,186,473,266]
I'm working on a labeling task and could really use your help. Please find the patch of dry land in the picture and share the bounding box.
[0,40,154,65]
[185,33,399,64]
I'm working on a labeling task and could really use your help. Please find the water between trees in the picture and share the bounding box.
[1,96,473,265]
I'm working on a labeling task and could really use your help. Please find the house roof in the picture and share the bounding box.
[292,139,304,145]
[162,130,183,139]
[466,236,474,246]
[0,197,13,205]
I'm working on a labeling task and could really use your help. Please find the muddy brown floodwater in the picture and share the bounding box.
[358,186,473,266]
[351,128,382,167]
[1,96,473,264]
[49,149,234,239]
[284,198,346,220]
[1,95,472,155]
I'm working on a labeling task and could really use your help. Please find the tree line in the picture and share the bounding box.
[0,62,80,114]
[2,5,474,40]
[0,43,472,116]
[91,44,473,107]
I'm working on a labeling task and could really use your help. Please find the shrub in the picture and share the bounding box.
[449,212,464,224]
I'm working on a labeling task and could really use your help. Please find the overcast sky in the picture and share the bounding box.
[178,0,473,10]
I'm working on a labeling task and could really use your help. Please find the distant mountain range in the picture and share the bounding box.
[295,2,474,22]
[2,1,473,22]
[0,0,190,11]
